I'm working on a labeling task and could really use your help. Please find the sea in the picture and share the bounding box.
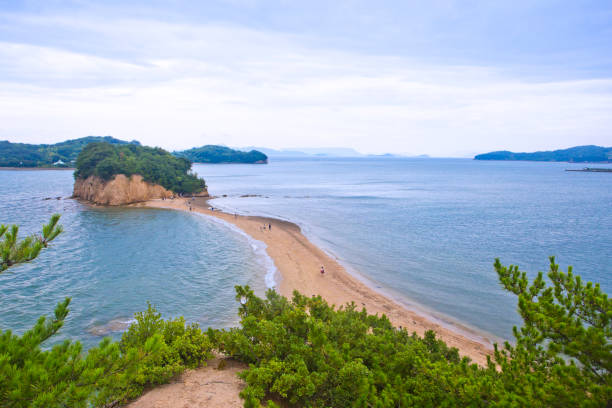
[1,158,611,347]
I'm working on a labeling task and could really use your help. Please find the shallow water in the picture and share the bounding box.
[1,158,611,345]
[0,169,268,348]
[200,158,612,340]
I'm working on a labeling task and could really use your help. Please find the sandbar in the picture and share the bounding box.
[141,196,494,366]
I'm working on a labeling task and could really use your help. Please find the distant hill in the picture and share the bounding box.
[0,136,139,167]
[238,146,364,158]
[475,145,612,163]
[174,145,268,164]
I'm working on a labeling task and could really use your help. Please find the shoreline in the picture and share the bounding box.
[140,196,494,366]
[0,166,75,171]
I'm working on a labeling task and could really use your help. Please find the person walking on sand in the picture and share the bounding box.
[268,223,272,231]
[320,266,325,275]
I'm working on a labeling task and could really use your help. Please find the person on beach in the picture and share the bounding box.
[268,223,272,231]
[320,266,325,275]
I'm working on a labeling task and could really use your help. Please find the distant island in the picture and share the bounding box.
[475,145,612,163]
[0,138,269,167]
[238,146,363,158]
[0,136,138,168]
[236,146,427,158]
[73,142,207,205]
[174,145,268,164]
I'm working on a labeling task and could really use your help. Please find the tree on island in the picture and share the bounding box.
[0,136,139,168]
[174,145,268,164]
[75,142,207,194]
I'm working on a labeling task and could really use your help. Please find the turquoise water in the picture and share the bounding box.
[1,159,611,346]
[198,158,612,341]
[0,170,268,348]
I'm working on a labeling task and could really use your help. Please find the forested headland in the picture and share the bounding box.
[0,136,138,168]
[74,142,206,195]
[0,138,269,168]
[174,145,268,164]
[475,145,612,163]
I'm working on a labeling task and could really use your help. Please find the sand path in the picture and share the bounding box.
[128,196,495,407]
[143,197,494,363]
[127,356,247,408]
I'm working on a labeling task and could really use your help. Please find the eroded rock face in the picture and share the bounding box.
[73,174,174,205]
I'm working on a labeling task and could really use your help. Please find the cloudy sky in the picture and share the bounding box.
[1,0,611,156]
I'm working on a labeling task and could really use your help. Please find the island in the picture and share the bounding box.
[1,138,269,168]
[0,136,138,168]
[173,145,268,164]
[474,145,612,163]
[73,142,207,205]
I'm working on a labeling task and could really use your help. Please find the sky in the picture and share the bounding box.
[0,0,611,156]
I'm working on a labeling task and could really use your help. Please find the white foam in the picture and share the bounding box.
[191,212,279,289]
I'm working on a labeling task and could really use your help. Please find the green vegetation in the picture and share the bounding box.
[0,137,268,168]
[0,136,138,168]
[1,215,610,407]
[1,214,62,272]
[211,258,610,407]
[475,145,612,162]
[75,142,206,194]
[174,145,268,164]
[0,216,213,407]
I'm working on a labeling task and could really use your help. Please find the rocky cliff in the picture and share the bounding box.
[73,174,208,205]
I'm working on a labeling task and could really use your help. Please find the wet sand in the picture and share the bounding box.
[141,196,494,366]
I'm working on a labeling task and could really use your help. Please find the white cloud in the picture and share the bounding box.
[0,14,611,155]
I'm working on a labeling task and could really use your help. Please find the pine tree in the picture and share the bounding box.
[493,257,611,405]
[0,214,62,272]
[0,215,137,407]
[0,215,212,407]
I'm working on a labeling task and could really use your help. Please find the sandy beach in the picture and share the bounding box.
[128,355,247,408]
[141,196,494,366]
[127,195,496,407]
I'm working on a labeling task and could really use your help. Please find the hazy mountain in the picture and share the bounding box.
[238,146,364,158]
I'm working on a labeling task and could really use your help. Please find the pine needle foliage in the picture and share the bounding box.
[211,287,490,407]
[0,216,213,407]
[0,214,62,272]
[493,256,611,406]
[2,214,610,407]
[212,259,611,407]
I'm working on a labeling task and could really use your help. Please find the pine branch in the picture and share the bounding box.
[0,214,62,273]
